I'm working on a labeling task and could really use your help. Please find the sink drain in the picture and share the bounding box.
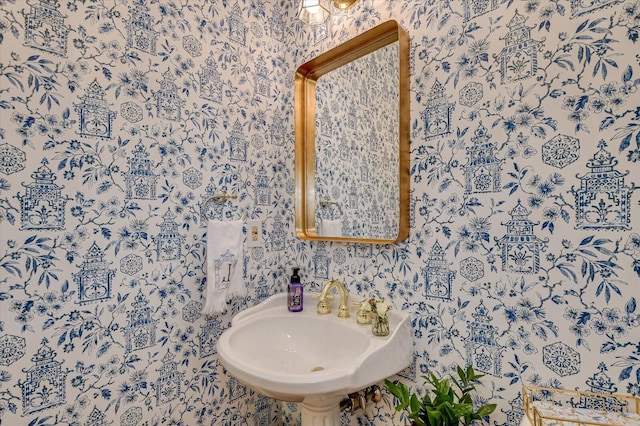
[311,366,324,372]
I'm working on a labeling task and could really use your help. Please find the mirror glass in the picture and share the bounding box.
[295,20,409,243]
[314,43,399,240]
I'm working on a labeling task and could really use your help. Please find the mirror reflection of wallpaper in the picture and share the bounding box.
[314,43,399,239]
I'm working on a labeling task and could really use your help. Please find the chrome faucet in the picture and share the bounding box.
[317,280,350,318]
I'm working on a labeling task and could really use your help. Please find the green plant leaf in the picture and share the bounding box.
[409,394,422,416]
[476,403,497,417]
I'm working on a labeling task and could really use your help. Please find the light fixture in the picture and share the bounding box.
[333,0,358,10]
[297,0,331,26]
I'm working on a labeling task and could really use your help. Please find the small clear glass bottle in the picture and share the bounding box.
[372,312,389,336]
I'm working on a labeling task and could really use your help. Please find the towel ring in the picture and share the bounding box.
[203,191,238,220]
[319,199,343,217]
[205,191,237,206]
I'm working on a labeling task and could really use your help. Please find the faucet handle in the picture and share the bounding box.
[317,298,331,315]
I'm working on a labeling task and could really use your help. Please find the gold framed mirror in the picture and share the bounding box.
[295,20,410,243]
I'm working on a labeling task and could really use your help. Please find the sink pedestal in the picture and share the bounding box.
[300,395,342,426]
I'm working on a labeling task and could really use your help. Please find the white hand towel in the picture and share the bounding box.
[319,217,342,237]
[203,219,245,315]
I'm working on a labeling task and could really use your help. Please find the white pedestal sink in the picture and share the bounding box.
[217,292,413,425]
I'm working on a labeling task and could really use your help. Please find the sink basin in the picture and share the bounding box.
[226,315,370,376]
[217,291,413,425]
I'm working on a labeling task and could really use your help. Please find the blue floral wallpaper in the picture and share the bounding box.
[1,0,640,426]
[0,0,294,424]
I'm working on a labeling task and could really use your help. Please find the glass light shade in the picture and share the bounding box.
[298,0,330,25]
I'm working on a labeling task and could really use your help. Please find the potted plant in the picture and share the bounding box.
[385,365,496,426]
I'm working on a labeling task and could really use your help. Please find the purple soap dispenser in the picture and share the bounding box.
[288,267,303,312]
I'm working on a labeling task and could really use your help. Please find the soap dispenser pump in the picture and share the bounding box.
[288,267,303,312]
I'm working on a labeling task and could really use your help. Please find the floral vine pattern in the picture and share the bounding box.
[1,0,640,425]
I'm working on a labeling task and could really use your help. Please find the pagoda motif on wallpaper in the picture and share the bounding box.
[228,3,247,46]
[254,275,271,303]
[421,79,455,140]
[18,339,70,415]
[421,241,456,301]
[339,140,349,162]
[74,79,116,140]
[360,157,371,182]
[270,109,286,146]
[254,54,271,97]
[347,104,357,130]
[23,0,70,57]
[497,10,542,84]
[313,21,329,44]
[370,199,382,226]
[464,301,504,377]
[318,107,332,138]
[270,213,286,251]
[18,159,67,231]
[495,200,548,274]
[462,122,504,194]
[314,242,330,279]
[570,0,623,18]
[199,317,223,358]
[367,127,380,151]
[227,377,247,403]
[124,142,158,200]
[462,0,499,22]
[360,82,371,106]
[200,53,223,102]
[573,362,627,412]
[229,119,248,161]
[269,3,285,42]
[85,406,107,426]
[154,210,185,261]
[503,393,526,426]
[154,352,184,406]
[254,165,271,205]
[587,362,618,394]
[355,243,372,259]
[154,70,184,122]
[571,140,633,231]
[125,0,158,55]
[254,396,272,425]
[73,242,115,305]
[347,182,359,210]
[124,290,158,354]
[409,188,418,229]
